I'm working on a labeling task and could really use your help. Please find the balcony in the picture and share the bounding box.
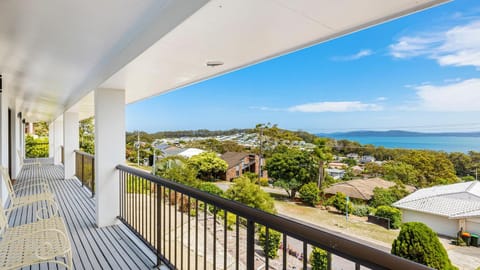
[9,162,157,270]
[7,158,432,270]
[0,1,449,269]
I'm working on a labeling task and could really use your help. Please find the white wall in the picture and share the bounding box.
[467,218,480,234]
[402,210,459,237]
[0,90,9,205]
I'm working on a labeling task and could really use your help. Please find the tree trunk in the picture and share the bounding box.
[317,160,324,189]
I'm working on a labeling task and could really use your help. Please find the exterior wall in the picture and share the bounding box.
[402,210,459,237]
[223,154,261,181]
[466,218,480,234]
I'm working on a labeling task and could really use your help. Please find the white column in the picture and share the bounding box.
[0,90,10,205]
[11,107,20,179]
[48,121,55,158]
[95,88,125,227]
[63,111,79,179]
[53,116,63,165]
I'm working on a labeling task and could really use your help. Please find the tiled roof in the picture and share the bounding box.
[393,181,480,219]
[324,178,415,201]
[221,152,253,169]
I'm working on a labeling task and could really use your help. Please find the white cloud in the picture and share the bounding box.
[389,20,480,68]
[332,49,373,61]
[413,78,480,111]
[376,97,387,101]
[288,101,382,113]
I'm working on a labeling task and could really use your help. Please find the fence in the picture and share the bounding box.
[117,165,432,270]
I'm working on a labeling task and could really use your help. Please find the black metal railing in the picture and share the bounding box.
[117,165,432,270]
[75,150,95,197]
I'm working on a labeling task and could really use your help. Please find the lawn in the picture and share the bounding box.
[274,200,399,248]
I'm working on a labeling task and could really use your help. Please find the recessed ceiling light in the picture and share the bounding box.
[206,61,224,67]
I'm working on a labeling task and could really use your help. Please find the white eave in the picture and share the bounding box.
[0,0,449,122]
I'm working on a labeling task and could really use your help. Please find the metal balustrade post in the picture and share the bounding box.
[246,219,255,270]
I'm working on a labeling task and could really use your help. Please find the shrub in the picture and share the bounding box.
[225,176,276,214]
[309,247,328,270]
[369,184,409,208]
[258,226,282,259]
[198,182,224,197]
[325,192,353,214]
[352,204,371,217]
[392,222,458,270]
[375,206,402,229]
[258,177,269,187]
[299,182,320,206]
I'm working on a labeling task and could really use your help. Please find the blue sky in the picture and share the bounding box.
[127,0,480,133]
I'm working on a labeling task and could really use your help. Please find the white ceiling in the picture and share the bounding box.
[0,0,448,122]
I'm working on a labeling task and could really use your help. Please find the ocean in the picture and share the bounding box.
[327,135,480,153]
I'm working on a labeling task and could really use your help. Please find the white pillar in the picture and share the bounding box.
[63,112,79,179]
[48,121,55,158]
[11,107,21,179]
[0,90,10,205]
[53,116,63,165]
[95,88,125,227]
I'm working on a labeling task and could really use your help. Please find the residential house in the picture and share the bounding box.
[393,181,480,237]
[360,155,376,164]
[324,178,416,202]
[326,168,346,180]
[328,162,348,169]
[220,152,260,181]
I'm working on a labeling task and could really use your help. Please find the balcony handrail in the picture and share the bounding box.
[116,164,432,270]
[73,150,94,159]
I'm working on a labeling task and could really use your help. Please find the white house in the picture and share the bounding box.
[326,168,345,180]
[393,181,480,237]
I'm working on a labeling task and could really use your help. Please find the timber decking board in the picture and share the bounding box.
[7,163,157,270]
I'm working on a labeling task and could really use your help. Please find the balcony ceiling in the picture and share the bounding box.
[0,0,448,122]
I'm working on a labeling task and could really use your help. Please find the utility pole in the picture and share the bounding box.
[136,130,140,166]
[259,126,263,179]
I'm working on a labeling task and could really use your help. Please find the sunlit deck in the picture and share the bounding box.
[9,162,157,270]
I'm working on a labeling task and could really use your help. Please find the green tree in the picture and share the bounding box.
[299,182,320,206]
[375,205,402,229]
[258,227,281,259]
[33,122,49,137]
[266,148,318,198]
[187,152,228,181]
[448,152,473,177]
[313,138,334,189]
[198,182,225,197]
[392,222,457,270]
[157,158,198,187]
[310,247,328,270]
[382,161,420,186]
[370,184,409,208]
[79,117,95,154]
[326,192,353,214]
[397,150,458,187]
[225,176,276,213]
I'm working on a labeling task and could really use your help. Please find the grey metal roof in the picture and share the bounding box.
[393,181,480,219]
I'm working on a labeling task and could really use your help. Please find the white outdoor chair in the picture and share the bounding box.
[0,166,57,218]
[17,149,41,170]
[0,201,73,270]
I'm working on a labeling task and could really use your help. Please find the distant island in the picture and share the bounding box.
[319,130,480,137]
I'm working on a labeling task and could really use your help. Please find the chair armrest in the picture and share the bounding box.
[14,182,52,194]
[36,200,60,220]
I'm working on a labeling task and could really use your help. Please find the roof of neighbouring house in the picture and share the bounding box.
[324,178,415,201]
[221,152,254,169]
[178,148,205,158]
[393,181,480,219]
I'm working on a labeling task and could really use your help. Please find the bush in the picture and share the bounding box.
[369,184,409,208]
[310,247,328,270]
[198,182,224,197]
[225,176,276,214]
[392,222,457,270]
[299,182,320,206]
[352,204,371,217]
[375,206,402,229]
[258,177,269,187]
[258,226,282,259]
[325,192,353,214]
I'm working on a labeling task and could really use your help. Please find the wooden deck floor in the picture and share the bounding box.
[9,163,157,270]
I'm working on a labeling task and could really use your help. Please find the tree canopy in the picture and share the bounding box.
[225,176,276,213]
[187,152,228,181]
[266,147,318,198]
